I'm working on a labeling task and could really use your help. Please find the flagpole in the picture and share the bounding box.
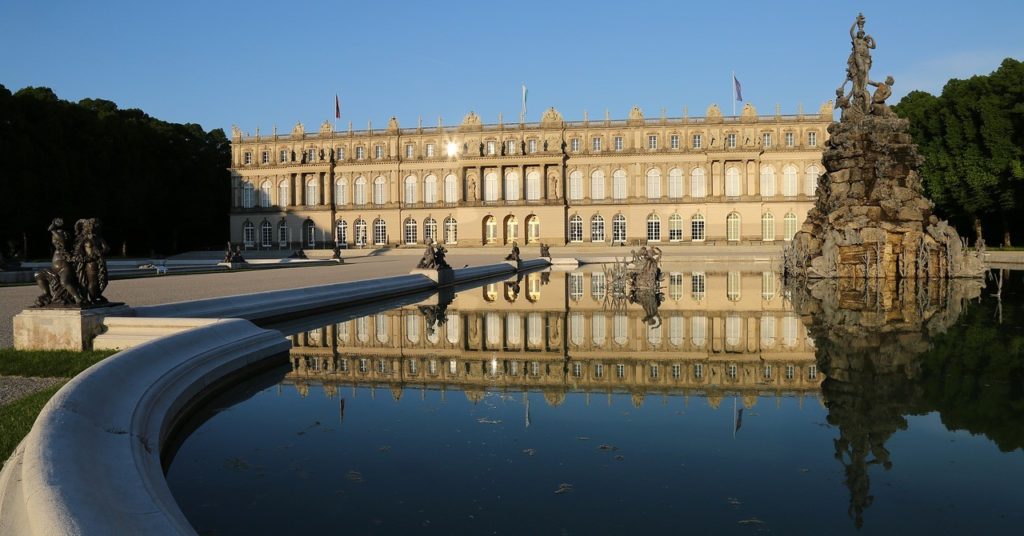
[732,71,736,117]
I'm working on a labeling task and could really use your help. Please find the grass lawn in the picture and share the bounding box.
[0,383,66,466]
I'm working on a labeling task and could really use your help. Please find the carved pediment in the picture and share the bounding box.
[460,111,482,131]
[820,100,835,118]
[740,103,758,121]
[292,121,305,137]
[387,116,400,132]
[627,105,644,125]
[231,125,242,139]
[706,104,723,122]
[540,107,564,126]
[319,121,332,136]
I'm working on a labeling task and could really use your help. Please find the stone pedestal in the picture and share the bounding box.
[409,268,454,286]
[13,304,133,351]
[217,262,248,269]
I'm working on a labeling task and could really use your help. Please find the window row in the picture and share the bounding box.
[566,212,799,243]
[565,165,820,201]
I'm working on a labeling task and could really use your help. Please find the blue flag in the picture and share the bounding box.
[733,75,743,102]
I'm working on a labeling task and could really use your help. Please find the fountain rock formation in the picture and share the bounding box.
[784,14,985,280]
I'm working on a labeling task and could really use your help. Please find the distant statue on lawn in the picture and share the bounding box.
[33,217,111,307]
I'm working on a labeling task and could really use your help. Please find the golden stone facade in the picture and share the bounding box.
[229,103,832,249]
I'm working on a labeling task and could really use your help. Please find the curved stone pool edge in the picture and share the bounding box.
[0,260,548,535]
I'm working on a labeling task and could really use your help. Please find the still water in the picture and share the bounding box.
[166,269,1024,535]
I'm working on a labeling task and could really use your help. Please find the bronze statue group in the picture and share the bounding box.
[34,217,111,307]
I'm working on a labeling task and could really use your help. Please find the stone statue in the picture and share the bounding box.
[539,243,551,258]
[416,241,451,270]
[73,218,110,304]
[332,243,344,262]
[504,242,521,262]
[223,241,246,263]
[467,178,476,201]
[867,76,895,117]
[842,13,876,114]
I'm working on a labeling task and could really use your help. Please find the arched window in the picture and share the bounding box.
[760,165,776,197]
[761,271,776,300]
[483,216,497,244]
[277,220,288,246]
[569,170,583,200]
[259,181,271,208]
[304,219,316,247]
[505,171,520,201]
[305,178,318,206]
[612,214,627,243]
[727,212,741,242]
[446,312,460,344]
[404,175,417,204]
[505,216,519,243]
[526,215,540,243]
[727,271,741,301]
[591,170,606,200]
[507,313,523,346]
[569,215,583,242]
[782,165,798,196]
[725,315,741,346]
[805,165,820,196]
[760,315,776,348]
[725,167,741,197]
[646,169,661,199]
[335,178,347,205]
[259,220,272,247]
[761,212,775,242]
[406,315,420,344]
[444,217,458,244]
[354,218,367,246]
[484,171,499,201]
[373,218,387,245]
[668,168,683,199]
[668,213,684,241]
[443,174,457,203]
[423,217,437,243]
[612,169,627,200]
[242,220,255,246]
[373,176,387,205]
[336,219,347,245]
[691,214,705,241]
[783,212,798,241]
[242,182,254,208]
[591,215,605,242]
[782,315,799,348]
[646,213,661,242]
[278,180,289,207]
[592,314,606,346]
[690,168,706,198]
[404,218,417,245]
[526,171,541,200]
[354,176,367,205]
[424,175,438,204]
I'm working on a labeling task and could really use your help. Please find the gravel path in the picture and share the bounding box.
[0,375,65,407]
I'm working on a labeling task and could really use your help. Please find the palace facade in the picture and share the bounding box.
[229,102,833,249]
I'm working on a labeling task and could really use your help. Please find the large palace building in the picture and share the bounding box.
[229,102,832,250]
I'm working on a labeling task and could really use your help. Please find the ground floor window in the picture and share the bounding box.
[691,214,705,241]
[612,214,626,243]
[526,216,540,244]
[727,213,740,242]
[305,220,316,247]
[336,220,347,245]
[444,217,458,244]
[646,214,661,242]
[354,219,367,247]
[243,221,254,247]
[506,216,519,244]
[762,213,775,242]
[668,214,683,241]
[784,212,798,241]
[374,218,387,245]
[591,215,605,242]
[278,223,288,247]
[484,216,497,244]
[424,217,437,243]
[260,221,272,247]
[569,215,583,242]
[404,218,417,245]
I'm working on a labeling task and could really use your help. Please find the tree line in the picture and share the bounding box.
[894,58,1024,247]
[0,85,229,259]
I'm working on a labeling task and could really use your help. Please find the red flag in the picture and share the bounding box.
[335,94,341,119]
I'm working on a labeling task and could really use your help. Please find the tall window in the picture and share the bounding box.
[527,215,540,243]
[484,216,497,243]
[242,182,254,208]
[260,221,272,247]
[335,179,347,205]
[783,165,798,196]
[808,131,817,147]
[761,213,775,241]
[528,139,538,153]
[761,271,776,300]
[591,273,607,301]
[785,132,795,147]
[569,170,583,201]
[612,214,626,243]
[506,140,516,155]
[591,215,605,242]
[646,169,661,199]
[614,136,623,151]
[691,273,706,301]
[690,168,706,198]
[782,315,799,348]
[404,175,417,204]
[403,218,417,245]
[424,175,437,204]
[805,165,820,196]
[691,214,705,241]
[762,132,772,148]
[692,133,702,149]
[591,170,606,200]
[668,273,684,300]
[727,271,741,301]
[259,181,271,207]
[354,218,367,246]
[669,214,684,241]
[570,138,580,152]
[336,219,347,245]
[278,180,289,206]
[668,168,683,198]
[305,178,317,206]
[725,167,741,197]
[373,176,387,205]
[592,137,602,152]
[279,149,288,163]
[374,145,384,159]
[760,316,776,348]
[486,141,496,155]
[670,134,680,149]
[760,166,776,197]
[242,221,254,246]
[243,152,252,165]
[424,217,437,243]
[336,147,344,160]
[444,174,457,203]
[646,214,661,242]
[726,133,737,148]
[278,221,288,246]
[526,171,541,200]
[373,218,387,245]
[444,217,458,244]
[355,146,366,160]
[569,215,583,242]
[484,172,499,202]
[612,169,627,200]
[405,144,415,158]
[305,220,316,247]
[726,315,741,346]
[506,216,519,243]
[354,176,367,205]
[592,315,606,346]
[425,143,435,157]
[727,212,741,242]
[647,135,658,149]
[784,212,798,241]
[505,171,521,201]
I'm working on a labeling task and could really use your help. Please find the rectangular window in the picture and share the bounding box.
[506,140,516,155]
[808,131,817,147]
[691,273,706,300]
[405,144,414,158]
[307,149,315,162]
[785,132,794,147]
[616,364,625,379]
[672,364,681,379]
[279,149,287,162]
[336,147,345,160]
[648,135,658,150]
[528,139,538,153]
[486,141,496,155]
[571,138,580,152]
[764,365,772,379]
[614,136,623,151]
[261,151,269,164]
[650,365,659,379]
[726,133,736,148]
[356,146,365,160]
[595,363,604,379]
[243,152,252,165]
[692,134,702,149]
[762,133,772,148]
[670,134,679,149]
[592,137,602,152]
[374,145,384,159]
[694,363,704,379]
[426,143,435,157]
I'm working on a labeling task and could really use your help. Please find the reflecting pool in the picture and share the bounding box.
[166,268,1024,535]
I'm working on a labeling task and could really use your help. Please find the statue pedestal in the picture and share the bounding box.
[409,268,454,286]
[13,304,133,351]
[217,262,248,269]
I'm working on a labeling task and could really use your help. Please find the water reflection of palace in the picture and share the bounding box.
[285,269,822,407]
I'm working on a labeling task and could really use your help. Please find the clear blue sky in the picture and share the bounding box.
[1,0,1021,135]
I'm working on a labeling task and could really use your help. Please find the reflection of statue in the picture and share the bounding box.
[504,242,521,262]
[34,218,84,306]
